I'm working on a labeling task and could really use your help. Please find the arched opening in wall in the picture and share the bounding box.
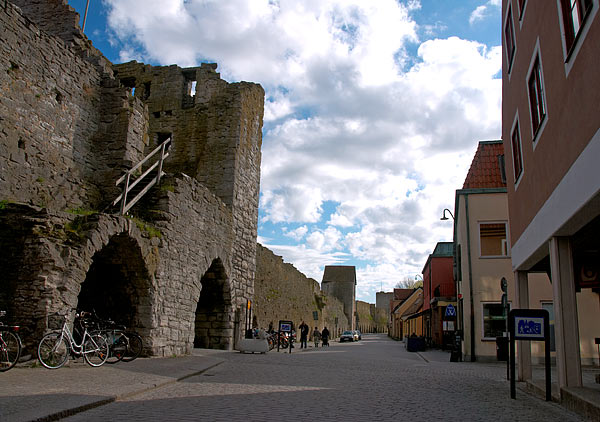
[77,233,152,333]
[194,258,232,349]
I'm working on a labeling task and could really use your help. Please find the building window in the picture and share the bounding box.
[504,7,516,72]
[561,0,593,52]
[511,123,523,182]
[528,57,546,137]
[479,222,509,257]
[518,0,527,19]
[482,303,506,339]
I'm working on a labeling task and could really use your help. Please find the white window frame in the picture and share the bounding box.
[504,4,517,79]
[510,111,524,188]
[556,0,598,76]
[478,221,510,258]
[526,39,548,149]
[518,0,529,27]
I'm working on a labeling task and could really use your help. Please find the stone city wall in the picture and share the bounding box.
[0,1,264,356]
[253,244,350,337]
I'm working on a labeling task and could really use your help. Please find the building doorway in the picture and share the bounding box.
[194,258,232,349]
[77,233,152,330]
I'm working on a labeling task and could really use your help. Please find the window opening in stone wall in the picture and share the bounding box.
[143,82,151,100]
[194,258,231,349]
[55,91,63,104]
[182,70,197,109]
[153,112,161,118]
[479,222,508,257]
[77,233,151,332]
[18,138,25,149]
[155,132,172,147]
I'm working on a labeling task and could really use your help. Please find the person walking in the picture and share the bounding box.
[321,326,330,347]
[299,321,309,349]
[313,327,321,348]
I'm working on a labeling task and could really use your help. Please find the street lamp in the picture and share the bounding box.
[440,208,454,221]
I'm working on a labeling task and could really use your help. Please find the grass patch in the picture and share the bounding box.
[127,215,162,238]
[160,183,175,193]
[36,177,44,183]
[66,207,97,216]
[0,200,10,210]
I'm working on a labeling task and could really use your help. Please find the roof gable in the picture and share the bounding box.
[463,140,506,189]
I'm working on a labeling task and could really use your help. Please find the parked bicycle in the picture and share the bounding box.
[0,310,22,372]
[37,310,109,369]
[86,312,143,364]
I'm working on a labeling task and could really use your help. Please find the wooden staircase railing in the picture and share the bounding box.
[112,137,171,215]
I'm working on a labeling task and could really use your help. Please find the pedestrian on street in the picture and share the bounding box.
[321,326,330,346]
[313,327,321,348]
[299,321,309,349]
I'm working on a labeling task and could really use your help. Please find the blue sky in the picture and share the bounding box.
[67,0,502,303]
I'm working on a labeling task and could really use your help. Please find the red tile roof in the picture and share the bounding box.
[462,140,506,189]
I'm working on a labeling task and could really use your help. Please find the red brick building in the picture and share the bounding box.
[422,242,455,348]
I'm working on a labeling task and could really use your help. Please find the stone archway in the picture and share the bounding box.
[77,233,153,331]
[194,258,233,349]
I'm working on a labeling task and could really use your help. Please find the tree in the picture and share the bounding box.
[395,276,423,289]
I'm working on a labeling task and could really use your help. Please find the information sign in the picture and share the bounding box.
[508,309,550,401]
[444,304,456,317]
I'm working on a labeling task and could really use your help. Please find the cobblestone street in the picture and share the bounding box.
[60,334,583,421]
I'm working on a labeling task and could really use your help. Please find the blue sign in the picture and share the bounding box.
[445,304,456,317]
[514,316,544,339]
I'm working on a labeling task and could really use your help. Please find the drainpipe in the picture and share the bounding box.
[465,193,476,361]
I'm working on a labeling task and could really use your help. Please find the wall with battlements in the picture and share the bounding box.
[0,1,264,356]
[253,244,350,337]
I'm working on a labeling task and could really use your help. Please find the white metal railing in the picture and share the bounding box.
[112,138,171,215]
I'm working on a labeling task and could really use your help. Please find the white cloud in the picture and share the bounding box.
[469,0,501,25]
[103,0,501,303]
[284,225,308,241]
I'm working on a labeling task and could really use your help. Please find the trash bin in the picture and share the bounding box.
[496,336,508,361]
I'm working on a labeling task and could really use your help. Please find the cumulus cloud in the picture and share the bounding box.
[103,0,501,302]
[469,0,501,25]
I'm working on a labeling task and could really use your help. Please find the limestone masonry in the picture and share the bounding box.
[0,0,263,356]
[253,244,350,336]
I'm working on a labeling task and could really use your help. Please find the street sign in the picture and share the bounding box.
[508,309,550,401]
[445,304,456,317]
[514,316,544,340]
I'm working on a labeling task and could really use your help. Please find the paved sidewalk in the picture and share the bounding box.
[0,349,226,422]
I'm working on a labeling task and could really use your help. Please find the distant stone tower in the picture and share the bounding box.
[321,266,356,330]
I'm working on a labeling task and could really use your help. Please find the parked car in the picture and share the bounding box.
[339,330,355,342]
[354,330,362,340]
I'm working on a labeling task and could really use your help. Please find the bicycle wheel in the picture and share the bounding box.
[0,330,21,372]
[38,332,69,369]
[83,334,109,367]
[106,333,127,364]
[120,332,142,362]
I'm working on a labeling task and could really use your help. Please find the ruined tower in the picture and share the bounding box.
[0,0,264,355]
[321,266,357,330]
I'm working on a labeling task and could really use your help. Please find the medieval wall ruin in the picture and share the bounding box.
[0,0,264,356]
[253,244,350,337]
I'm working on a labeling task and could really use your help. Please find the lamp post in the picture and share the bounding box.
[440,208,454,221]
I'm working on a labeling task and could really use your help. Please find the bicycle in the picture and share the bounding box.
[87,313,143,364]
[0,310,22,372]
[37,310,109,369]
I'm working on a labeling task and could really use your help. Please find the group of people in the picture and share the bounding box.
[298,321,329,348]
